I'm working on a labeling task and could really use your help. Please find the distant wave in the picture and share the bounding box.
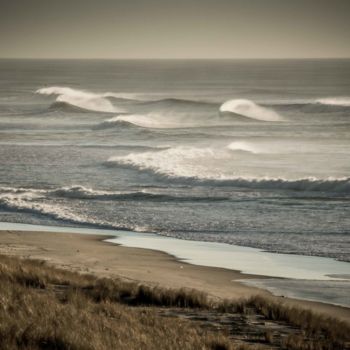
[107,147,350,193]
[220,99,283,121]
[36,86,125,113]
[316,97,350,107]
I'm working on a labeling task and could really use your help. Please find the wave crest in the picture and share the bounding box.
[36,86,125,113]
[220,99,283,121]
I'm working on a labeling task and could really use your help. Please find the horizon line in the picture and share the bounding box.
[1,57,350,61]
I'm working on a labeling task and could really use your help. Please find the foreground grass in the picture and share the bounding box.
[0,254,349,350]
[0,255,233,350]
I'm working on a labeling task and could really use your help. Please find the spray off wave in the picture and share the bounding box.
[36,86,125,113]
[101,111,224,129]
[316,97,350,107]
[220,99,283,121]
[102,114,188,129]
[227,141,263,154]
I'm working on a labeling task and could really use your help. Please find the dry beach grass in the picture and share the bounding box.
[0,254,349,350]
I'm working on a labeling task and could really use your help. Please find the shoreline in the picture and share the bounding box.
[0,227,350,323]
[2,222,349,280]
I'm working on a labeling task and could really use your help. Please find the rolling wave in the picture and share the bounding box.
[107,147,350,193]
[220,99,283,121]
[35,87,350,121]
[36,86,125,113]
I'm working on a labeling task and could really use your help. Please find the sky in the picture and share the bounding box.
[1,0,350,59]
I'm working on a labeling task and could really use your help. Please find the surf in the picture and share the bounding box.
[0,185,228,203]
[106,147,350,193]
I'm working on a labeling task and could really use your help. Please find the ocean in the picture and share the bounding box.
[0,59,349,262]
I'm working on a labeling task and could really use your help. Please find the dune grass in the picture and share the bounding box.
[0,254,349,349]
[0,254,234,350]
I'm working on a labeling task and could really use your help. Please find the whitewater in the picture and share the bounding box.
[0,59,349,263]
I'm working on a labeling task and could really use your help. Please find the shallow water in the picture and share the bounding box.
[0,59,349,262]
[2,222,349,307]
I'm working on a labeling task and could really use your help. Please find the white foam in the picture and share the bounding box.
[316,97,350,107]
[107,146,350,192]
[220,99,283,121]
[108,146,222,178]
[36,86,124,113]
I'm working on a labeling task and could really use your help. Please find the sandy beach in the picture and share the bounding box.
[1,229,349,324]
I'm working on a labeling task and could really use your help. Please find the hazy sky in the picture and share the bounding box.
[1,0,350,59]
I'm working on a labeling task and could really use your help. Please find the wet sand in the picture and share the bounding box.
[1,229,350,323]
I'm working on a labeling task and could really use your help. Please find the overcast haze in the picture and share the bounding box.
[1,0,350,59]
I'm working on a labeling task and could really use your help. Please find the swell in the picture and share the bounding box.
[269,102,350,113]
[137,98,217,108]
[35,86,350,123]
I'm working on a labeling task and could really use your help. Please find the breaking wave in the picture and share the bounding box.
[36,86,125,113]
[0,189,91,224]
[107,147,350,193]
[220,99,283,121]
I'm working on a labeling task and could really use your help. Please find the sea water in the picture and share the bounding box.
[0,59,349,263]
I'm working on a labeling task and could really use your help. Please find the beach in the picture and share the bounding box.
[1,228,350,324]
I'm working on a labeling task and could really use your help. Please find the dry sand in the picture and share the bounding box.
[1,229,350,323]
